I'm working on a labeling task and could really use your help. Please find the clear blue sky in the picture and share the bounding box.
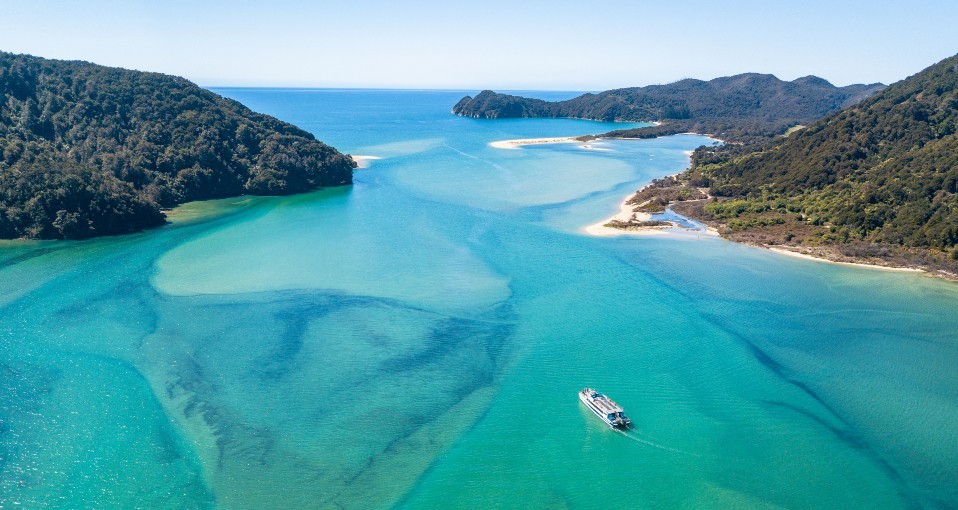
[2,0,957,90]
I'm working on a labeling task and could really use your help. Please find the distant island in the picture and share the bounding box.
[458,59,958,277]
[453,74,884,143]
[0,52,355,240]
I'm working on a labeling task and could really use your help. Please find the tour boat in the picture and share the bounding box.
[579,388,632,429]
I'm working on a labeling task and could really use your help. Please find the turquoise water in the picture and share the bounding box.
[2,89,957,509]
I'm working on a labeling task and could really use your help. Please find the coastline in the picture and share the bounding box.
[488,132,716,237]
[487,132,677,236]
[583,199,668,237]
[591,181,939,276]
[582,187,720,238]
[582,138,944,276]
[581,142,714,237]
[764,246,925,273]
[491,129,954,280]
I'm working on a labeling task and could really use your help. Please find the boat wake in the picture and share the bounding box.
[614,429,699,456]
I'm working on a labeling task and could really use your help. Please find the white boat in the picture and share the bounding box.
[579,388,632,429]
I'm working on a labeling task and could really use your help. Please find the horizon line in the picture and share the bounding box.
[202,85,597,93]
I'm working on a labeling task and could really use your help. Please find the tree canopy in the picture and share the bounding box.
[687,53,958,253]
[0,52,355,239]
[452,74,884,143]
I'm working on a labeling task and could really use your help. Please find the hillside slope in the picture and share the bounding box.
[453,75,884,142]
[0,52,355,239]
[639,53,958,273]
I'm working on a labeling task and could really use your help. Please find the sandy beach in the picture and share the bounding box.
[765,247,926,273]
[585,193,928,273]
[351,155,381,168]
[487,133,679,236]
[583,163,716,237]
[500,133,930,275]
[583,199,668,237]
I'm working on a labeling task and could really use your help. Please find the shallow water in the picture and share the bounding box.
[1,89,957,509]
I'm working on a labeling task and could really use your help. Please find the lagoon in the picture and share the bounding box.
[1,89,956,509]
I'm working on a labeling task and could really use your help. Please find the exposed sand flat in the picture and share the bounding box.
[581,144,613,152]
[584,200,667,236]
[585,222,670,237]
[498,131,934,275]
[583,172,717,238]
[351,155,381,168]
[766,247,926,273]
[489,137,582,149]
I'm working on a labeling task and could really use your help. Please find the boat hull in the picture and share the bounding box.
[579,389,631,429]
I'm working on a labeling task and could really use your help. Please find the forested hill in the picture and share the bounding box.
[680,52,958,265]
[452,75,884,142]
[0,52,355,240]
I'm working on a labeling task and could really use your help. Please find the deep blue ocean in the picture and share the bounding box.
[1,89,956,509]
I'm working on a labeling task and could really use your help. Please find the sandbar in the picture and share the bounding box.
[584,171,716,237]
[497,131,935,275]
[489,137,583,149]
[583,199,667,237]
[351,155,381,168]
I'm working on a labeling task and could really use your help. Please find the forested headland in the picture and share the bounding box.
[635,53,958,275]
[452,74,884,143]
[0,52,355,240]
[456,59,958,275]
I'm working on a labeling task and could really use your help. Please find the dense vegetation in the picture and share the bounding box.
[639,53,958,273]
[0,52,355,239]
[453,74,884,143]
[457,60,958,273]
